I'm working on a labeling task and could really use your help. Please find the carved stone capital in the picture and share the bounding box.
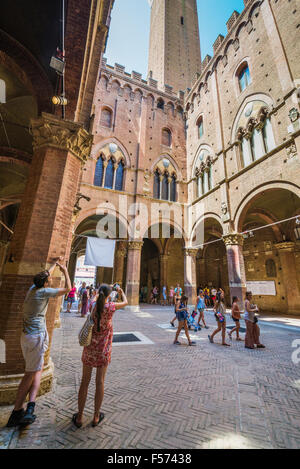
[223,233,244,247]
[183,247,198,258]
[128,241,144,251]
[30,113,93,163]
[275,242,295,252]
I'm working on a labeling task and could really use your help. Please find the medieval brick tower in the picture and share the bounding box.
[148,0,201,92]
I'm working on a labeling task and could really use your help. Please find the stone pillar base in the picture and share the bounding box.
[0,358,54,406]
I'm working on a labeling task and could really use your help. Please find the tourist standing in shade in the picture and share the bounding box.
[6,259,71,427]
[208,289,230,346]
[73,285,128,428]
[244,292,265,349]
[228,296,243,341]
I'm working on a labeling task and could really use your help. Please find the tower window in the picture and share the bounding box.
[100,107,113,128]
[196,116,204,139]
[181,17,184,25]
[162,128,172,147]
[237,63,251,92]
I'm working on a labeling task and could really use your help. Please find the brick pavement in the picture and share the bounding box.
[0,305,300,449]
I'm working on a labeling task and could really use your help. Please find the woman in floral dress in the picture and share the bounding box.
[73,284,128,428]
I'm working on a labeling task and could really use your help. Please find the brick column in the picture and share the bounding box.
[125,241,143,307]
[0,113,92,405]
[113,242,127,289]
[183,248,198,306]
[159,254,169,300]
[275,242,300,315]
[68,252,78,285]
[223,233,247,305]
[96,267,104,287]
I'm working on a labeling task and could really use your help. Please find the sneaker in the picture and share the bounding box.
[205,326,209,329]
[170,322,175,328]
[19,406,37,426]
[189,341,197,346]
[208,335,213,344]
[6,409,25,427]
[174,341,181,345]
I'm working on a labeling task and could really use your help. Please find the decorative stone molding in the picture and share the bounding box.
[286,142,298,160]
[183,248,198,258]
[275,242,295,252]
[30,113,93,163]
[128,241,144,251]
[223,233,244,247]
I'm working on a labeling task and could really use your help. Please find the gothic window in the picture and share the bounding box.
[162,128,172,147]
[161,174,169,201]
[157,98,164,110]
[262,118,276,153]
[153,170,161,199]
[115,160,125,191]
[0,79,6,103]
[194,151,213,199]
[170,175,177,202]
[197,116,204,138]
[104,159,114,189]
[240,118,275,168]
[94,156,104,187]
[238,63,251,92]
[100,108,112,128]
[265,259,277,278]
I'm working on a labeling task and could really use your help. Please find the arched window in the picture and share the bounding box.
[177,105,183,117]
[157,98,164,110]
[94,156,104,187]
[161,173,169,200]
[170,175,177,202]
[104,159,114,189]
[100,75,108,90]
[153,170,161,199]
[197,116,204,138]
[0,79,6,103]
[100,108,112,128]
[115,161,125,191]
[262,118,276,153]
[162,128,172,147]
[265,259,277,278]
[241,118,276,168]
[238,63,251,92]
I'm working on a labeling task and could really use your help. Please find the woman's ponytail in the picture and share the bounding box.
[95,284,112,332]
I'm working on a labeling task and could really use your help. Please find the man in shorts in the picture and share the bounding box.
[6,259,71,427]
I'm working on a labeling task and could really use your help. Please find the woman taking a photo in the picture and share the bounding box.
[73,284,128,428]
[208,289,230,346]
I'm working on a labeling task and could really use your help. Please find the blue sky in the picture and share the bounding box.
[105,0,245,78]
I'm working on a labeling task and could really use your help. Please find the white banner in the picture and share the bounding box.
[84,238,116,268]
[246,281,276,296]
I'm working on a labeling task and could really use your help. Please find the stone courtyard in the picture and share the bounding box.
[1,305,300,450]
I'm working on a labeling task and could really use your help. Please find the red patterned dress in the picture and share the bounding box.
[82,302,116,368]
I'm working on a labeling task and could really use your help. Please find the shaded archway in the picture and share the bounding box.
[237,187,300,313]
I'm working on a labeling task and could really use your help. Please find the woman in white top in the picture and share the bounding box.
[244,292,265,349]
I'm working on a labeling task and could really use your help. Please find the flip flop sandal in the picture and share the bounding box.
[72,413,82,428]
[222,343,231,346]
[92,412,105,427]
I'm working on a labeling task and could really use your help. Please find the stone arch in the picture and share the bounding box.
[91,138,131,168]
[0,31,53,113]
[224,39,235,56]
[74,207,130,239]
[248,1,262,21]
[231,92,274,143]
[150,154,182,180]
[235,21,247,39]
[234,182,300,232]
[190,213,223,246]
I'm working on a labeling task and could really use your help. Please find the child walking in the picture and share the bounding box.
[173,295,196,346]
